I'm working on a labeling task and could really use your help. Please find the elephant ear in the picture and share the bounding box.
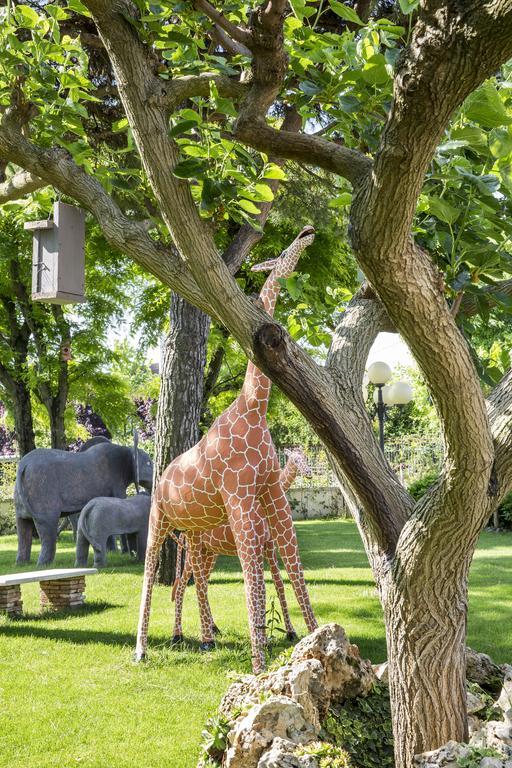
[133,429,140,494]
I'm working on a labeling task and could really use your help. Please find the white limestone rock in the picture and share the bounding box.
[257,738,319,768]
[224,697,316,768]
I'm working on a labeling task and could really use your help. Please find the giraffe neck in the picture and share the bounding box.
[241,274,281,410]
[280,459,298,493]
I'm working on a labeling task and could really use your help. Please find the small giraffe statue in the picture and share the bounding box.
[171,447,313,643]
[135,225,318,673]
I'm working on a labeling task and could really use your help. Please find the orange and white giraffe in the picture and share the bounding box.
[171,447,313,644]
[135,225,318,673]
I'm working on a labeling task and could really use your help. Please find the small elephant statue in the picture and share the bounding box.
[75,493,151,568]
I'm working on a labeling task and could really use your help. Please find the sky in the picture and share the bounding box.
[367,332,416,371]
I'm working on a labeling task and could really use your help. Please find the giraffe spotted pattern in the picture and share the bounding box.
[135,226,318,673]
[171,448,313,643]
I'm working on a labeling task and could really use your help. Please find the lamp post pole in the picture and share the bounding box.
[375,383,386,451]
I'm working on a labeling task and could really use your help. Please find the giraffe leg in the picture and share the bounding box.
[202,553,220,635]
[187,534,216,651]
[135,503,168,662]
[260,481,318,634]
[223,494,267,674]
[172,549,192,645]
[264,539,297,641]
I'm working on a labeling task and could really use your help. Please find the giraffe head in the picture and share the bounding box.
[251,225,315,280]
[284,447,313,478]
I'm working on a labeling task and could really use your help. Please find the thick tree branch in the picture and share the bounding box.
[233,118,372,187]
[0,169,45,203]
[153,73,248,112]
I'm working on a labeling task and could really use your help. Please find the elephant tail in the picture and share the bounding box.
[171,533,186,602]
[75,525,90,567]
[15,464,33,518]
[76,504,98,557]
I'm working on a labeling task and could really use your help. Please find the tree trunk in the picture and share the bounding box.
[12,380,36,456]
[384,565,470,768]
[155,293,210,585]
[49,402,67,450]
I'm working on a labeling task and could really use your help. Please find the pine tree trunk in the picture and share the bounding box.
[384,566,470,768]
[12,381,36,456]
[155,293,210,585]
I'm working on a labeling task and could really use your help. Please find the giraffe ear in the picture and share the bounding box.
[251,257,279,272]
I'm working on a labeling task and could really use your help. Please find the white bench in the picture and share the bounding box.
[0,568,97,615]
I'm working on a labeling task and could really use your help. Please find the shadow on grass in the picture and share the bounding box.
[11,600,119,622]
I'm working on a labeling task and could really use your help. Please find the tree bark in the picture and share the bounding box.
[155,293,210,585]
[12,380,36,456]
[384,563,470,766]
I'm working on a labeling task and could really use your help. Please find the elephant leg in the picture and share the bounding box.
[16,516,33,564]
[223,494,267,674]
[69,513,79,542]
[121,534,130,553]
[35,517,59,566]
[135,503,169,662]
[265,539,297,640]
[106,535,117,552]
[260,481,317,635]
[93,543,107,568]
[187,534,216,650]
[136,525,148,562]
[75,528,90,567]
[172,551,192,642]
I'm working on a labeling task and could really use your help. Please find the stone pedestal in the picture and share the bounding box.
[0,584,23,616]
[40,577,86,610]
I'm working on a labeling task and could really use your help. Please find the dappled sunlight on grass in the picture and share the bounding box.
[0,521,510,767]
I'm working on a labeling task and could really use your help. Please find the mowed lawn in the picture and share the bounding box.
[0,520,511,768]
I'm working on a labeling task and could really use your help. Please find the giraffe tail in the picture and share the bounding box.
[171,532,186,602]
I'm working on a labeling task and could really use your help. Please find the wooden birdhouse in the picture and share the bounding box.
[24,202,85,304]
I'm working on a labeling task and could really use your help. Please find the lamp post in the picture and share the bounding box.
[367,361,413,451]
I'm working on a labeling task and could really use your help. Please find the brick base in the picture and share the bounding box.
[40,577,86,610]
[0,584,23,616]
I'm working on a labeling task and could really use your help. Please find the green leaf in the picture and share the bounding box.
[464,83,512,129]
[173,158,207,178]
[399,0,419,12]
[489,128,512,159]
[328,1,364,25]
[329,192,352,208]
[362,54,390,85]
[263,164,286,180]
[427,196,460,224]
[169,120,198,137]
[15,4,41,27]
[253,183,274,202]
[238,199,261,214]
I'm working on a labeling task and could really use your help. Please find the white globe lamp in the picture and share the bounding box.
[388,381,413,405]
[367,361,392,386]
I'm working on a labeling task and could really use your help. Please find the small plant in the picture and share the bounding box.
[198,713,232,767]
[467,682,497,722]
[457,746,503,768]
[265,595,285,643]
[322,682,394,768]
[297,741,352,768]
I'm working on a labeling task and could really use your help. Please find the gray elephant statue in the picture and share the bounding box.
[15,438,153,565]
[75,492,151,568]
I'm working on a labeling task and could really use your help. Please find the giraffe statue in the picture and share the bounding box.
[135,224,318,673]
[171,447,313,644]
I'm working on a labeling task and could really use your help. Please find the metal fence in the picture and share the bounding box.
[278,435,443,489]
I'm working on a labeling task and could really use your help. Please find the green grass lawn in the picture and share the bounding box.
[0,519,511,768]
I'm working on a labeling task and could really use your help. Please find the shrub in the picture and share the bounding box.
[407,471,439,501]
[0,500,15,535]
[322,682,394,768]
[499,492,512,527]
